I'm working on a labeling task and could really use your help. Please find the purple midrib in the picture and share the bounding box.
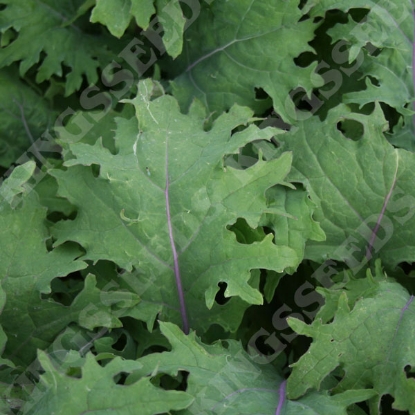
[165,147,189,334]
[365,170,397,260]
[275,380,286,415]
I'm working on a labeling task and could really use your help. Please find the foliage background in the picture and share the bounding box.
[0,0,415,414]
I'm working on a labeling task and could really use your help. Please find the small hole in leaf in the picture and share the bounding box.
[63,366,82,379]
[91,164,100,177]
[47,209,77,223]
[112,333,127,351]
[221,340,230,349]
[294,51,317,68]
[367,75,380,87]
[337,119,364,140]
[405,365,415,379]
[291,88,313,112]
[366,42,382,56]
[260,111,291,131]
[60,63,74,80]
[290,181,306,191]
[255,87,269,100]
[0,27,18,46]
[42,271,85,305]
[380,394,409,414]
[348,8,370,23]
[298,0,307,10]
[227,218,267,244]
[263,226,275,243]
[380,102,400,132]
[290,87,323,116]
[113,372,129,385]
[215,282,230,305]
[117,266,129,276]
[154,371,189,391]
[398,262,415,275]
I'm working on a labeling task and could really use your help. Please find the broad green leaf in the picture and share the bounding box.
[128,322,373,415]
[0,188,84,364]
[22,351,193,414]
[0,172,140,364]
[285,389,376,415]
[264,187,326,275]
[170,0,323,120]
[303,0,415,151]
[0,68,56,168]
[0,161,36,207]
[130,321,285,415]
[0,190,87,295]
[0,270,139,366]
[90,0,156,36]
[314,260,388,324]
[287,277,415,414]
[328,3,413,113]
[275,103,415,270]
[50,80,315,334]
[0,0,119,95]
[154,0,186,58]
[90,0,185,57]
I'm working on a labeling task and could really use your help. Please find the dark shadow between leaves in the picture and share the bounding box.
[380,394,410,415]
[227,218,268,244]
[215,282,230,305]
[336,119,364,141]
[150,371,189,392]
[41,268,85,305]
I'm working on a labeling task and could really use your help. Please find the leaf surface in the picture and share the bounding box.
[131,321,284,415]
[0,0,118,95]
[329,3,413,113]
[22,351,193,415]
[0,170,141,365]
[170,0,322,119]
[50,80,317,333]
[276,103,415,269]
[287,274,415,414]
[91,0,155,36]
[128,322,374,415]
[0,68,56,168]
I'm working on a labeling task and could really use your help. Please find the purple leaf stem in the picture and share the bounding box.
[275,380,287,415]
[165,168,189,334]
[365,173,397,261]
[389,295,415,353]
[402,295,414,312]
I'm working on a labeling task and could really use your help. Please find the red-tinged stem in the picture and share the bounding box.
[365,178,396,261]
[165,169,189,334]
[366,156,398,260]
[402,295,414,313]
[275,380,286,415]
